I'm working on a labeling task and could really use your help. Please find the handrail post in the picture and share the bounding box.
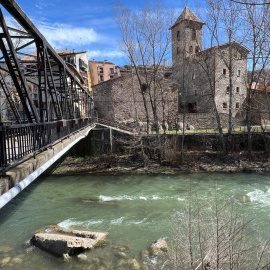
[0,126,7,175]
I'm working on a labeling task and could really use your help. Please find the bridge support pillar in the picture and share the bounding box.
[0,177,9,196]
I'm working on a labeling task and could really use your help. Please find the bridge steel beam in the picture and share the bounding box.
[0,0,93,123]
[0,8,39,123]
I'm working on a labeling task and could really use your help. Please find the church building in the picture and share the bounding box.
[170,7,249,126]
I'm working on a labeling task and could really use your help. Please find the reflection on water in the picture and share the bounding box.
[0,172,270,269]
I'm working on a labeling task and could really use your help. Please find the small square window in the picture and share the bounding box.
[223,102,227,109]
[192,28,196,40]
[237,70,241,76]
[223,69,226,75]
[177,31,180,40]
[236,87,240,93]
[236,102,240,109]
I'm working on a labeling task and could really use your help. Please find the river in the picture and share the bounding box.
[0,172,270,269]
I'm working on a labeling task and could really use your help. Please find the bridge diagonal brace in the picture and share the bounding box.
[44,49,63,120]
[59,66,74,119]
[0,8,39,123]
[0,69,21,122]
[36,43,49,122]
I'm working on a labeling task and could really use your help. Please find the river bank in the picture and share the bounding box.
[51,152,270,175]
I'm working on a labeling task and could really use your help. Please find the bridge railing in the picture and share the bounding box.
[95,117,136,134]
[0,118,94,174]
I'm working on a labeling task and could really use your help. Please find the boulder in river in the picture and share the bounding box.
[30,226,108,257]
[149,239,168,256]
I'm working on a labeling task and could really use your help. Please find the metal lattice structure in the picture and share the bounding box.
[0,0,94,173]
[0,0,93,123]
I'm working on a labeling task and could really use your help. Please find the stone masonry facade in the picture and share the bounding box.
[170,7,249,127]
[93,71,178,130]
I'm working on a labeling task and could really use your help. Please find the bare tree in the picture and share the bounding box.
[241,0,270,155]
[168,189,270,270]
[114,0,176,162]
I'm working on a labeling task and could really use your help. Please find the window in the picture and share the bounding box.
[194,90,197,96]
[177,31,180,40]
[177,47,180,55]
[100,75,104,81]
[236,102,240,109]
[223,102,227,109]
[195,46,200,53]
[192,28,196,40]
[99,67,104,74]
[189,46,193,54]
[141,83,148,94]
[223,69,226,75]
[188,102,197,113]
[226,86,230,94]
[236,87,240,93]
[110,68,114,74]
[237,70,241,77]
[192,73,196,80]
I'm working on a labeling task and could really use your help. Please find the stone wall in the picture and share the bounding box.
[178,112,245,129]
[93,72,178,129]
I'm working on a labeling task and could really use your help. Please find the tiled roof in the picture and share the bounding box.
[56,49,71,55]
[170,7,204,29]
[21,52,37,61]
[196,41,250,56]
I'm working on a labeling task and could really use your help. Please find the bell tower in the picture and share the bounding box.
[170,7,204,81]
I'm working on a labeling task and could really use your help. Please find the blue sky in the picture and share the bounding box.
[4,0,203,66]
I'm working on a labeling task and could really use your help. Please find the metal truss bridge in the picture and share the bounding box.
[0,0,94,175]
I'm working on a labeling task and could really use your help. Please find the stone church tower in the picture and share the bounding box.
[170,7,249,127]
[170,7,205,83]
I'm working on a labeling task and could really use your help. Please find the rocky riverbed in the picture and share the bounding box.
[0,225,171,270]
[51,152,270,175]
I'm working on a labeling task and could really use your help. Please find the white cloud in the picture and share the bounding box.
[88,50,125,59]
[37,22,100,48]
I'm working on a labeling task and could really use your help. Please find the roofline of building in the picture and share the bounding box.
[58,50,88,56]
[89,60,115,65]
[194,41,250,57]
[169,19,205,30]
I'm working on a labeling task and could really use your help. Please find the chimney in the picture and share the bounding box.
[163,59,167,67]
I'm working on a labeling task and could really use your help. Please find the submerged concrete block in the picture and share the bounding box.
[31,228,108,257]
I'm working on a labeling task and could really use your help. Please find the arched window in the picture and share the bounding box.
[189,46,193,54]
[223,102,227,109]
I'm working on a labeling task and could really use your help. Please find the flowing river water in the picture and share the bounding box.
[0,172,270,269]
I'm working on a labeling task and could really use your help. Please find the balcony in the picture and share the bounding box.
[79,59,87,70]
